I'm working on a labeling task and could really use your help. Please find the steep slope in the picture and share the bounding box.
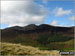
[1,24,74,51]
[1,24,74,38]
[1,24,74,42]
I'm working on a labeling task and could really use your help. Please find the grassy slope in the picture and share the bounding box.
[1,34,74,52]
[47,39,74,51]
[0,42,60,55]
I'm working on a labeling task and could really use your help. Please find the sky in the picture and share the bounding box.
[0,0,75,29]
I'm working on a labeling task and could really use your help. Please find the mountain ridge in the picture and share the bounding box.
[1,24,74,51]
[1,24,74,38]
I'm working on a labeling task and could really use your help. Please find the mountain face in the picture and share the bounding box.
[1,24,74,43]
[1,24,74,38]
[1,24,74,50]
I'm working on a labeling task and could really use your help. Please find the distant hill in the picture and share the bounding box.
[1,24,74,38]
[1,24,74,51]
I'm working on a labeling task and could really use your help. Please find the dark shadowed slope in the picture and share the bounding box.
[1,24,74,51]
[1,24,74,39]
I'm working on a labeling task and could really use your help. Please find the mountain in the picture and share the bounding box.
[1,24,74,51]
[1,24,74,38]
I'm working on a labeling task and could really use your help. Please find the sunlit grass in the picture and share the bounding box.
[0,42,60,55]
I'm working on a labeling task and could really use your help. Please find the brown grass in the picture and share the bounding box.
[0,42,60,56]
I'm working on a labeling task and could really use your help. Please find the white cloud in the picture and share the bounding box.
[53,7,72,16]
[69,16,75,20]
[1,0,48,27]
[50,20,58,26]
